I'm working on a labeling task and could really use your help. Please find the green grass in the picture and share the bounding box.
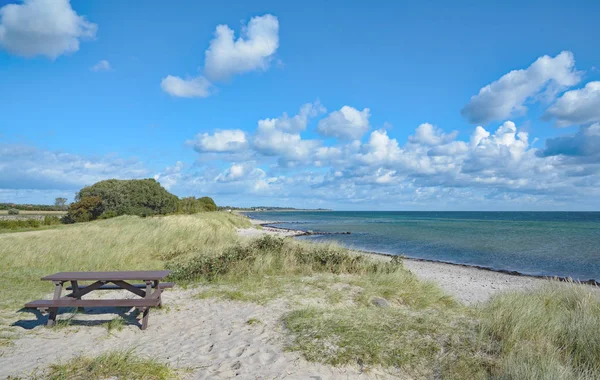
[45,350,177,379]
[0,212,250,312]
[2,212,600,379]
[478,282,600,379]
[105,316,127,333]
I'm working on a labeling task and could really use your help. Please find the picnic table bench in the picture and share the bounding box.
[25,271,173,330]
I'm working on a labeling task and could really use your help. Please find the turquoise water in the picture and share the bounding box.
[248,211,600,282]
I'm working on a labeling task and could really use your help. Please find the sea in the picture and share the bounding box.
[247,211,600,282]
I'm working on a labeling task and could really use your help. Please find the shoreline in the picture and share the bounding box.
[237,215,599,304]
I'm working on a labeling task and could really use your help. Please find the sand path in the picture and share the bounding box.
[1,288,377,379]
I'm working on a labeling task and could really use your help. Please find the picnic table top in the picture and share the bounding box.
[41,270,171,282]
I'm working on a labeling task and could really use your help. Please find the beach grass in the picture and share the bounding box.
[0,212,249,312]
[2,212,600,378]
[44,350,177,380]
[479,282,600,379]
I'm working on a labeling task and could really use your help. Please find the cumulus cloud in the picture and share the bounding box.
[0,143,148,191]
[91,59,111,72]
[160,75,212,98]
[0,0,97,59]
[204,14,279,81]
[215,163,265,183]
[177,99,600,208]
[408,123,458,146]
[538,124,600,160]
[153,161,184,190]
[161,14,279,98]
[189,129,248,153]
[461,51,581,124]
[317,106,370,140]
[544,81,600,127]
[252,103,323,164]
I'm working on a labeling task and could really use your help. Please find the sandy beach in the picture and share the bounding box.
[0,217,585,379]
[237,217,548,305]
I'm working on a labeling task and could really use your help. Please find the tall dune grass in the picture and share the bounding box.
[479,282,600,379]
[2,212,599,379]
[0,212,249,310]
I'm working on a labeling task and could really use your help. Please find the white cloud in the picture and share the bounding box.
[153,161,183,190]
[91,59,111,72]
[180,100,600,208]
[0,143,148,191]
[544,81,600,127]
[189,129,248,153]
[538,123,600,160]
[408,123,458,146]
[160,75,212,98]
[204,14,279,81]
[215,163,265,182]
[317,106,370,140]
[0,0,97,59]
[252,103,323,163]
[461,51,581,124]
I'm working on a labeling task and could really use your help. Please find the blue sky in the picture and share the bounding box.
[1,0,600,210]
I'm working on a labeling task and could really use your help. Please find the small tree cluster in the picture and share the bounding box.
[62,196,104,223]
[177,196,217,214]
[7,208,19,215]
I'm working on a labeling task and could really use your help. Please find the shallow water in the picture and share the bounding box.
[248,211,600,282]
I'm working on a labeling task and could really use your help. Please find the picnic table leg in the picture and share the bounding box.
[70,281,84,311]
[47,281,63,327]
[141,280,153,330]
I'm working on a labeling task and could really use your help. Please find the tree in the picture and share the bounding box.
[62,196,104,223]
[76,179,179,218]
[54,197,68,210]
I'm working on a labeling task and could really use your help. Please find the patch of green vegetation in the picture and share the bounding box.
[478,282,600,379]
[105,316,126,333]
[246,318,262,325]
[284,306,493,379]
[0,212,249,313]
[0,216,62,232]
[45,350,177,379]
[168,235,401,283]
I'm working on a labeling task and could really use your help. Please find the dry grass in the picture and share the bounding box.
[2,213,600,379]
[0,212,249,324]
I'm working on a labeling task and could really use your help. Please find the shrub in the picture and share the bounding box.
[43,215,62,225]
[167,235,400,282]
[178,196,218,214]
[0,219,41,230]
[7,208,19,215]
[74,179,179,220]
[63,196,104,224]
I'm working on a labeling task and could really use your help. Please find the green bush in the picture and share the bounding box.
[178,196,218,214]
[75,179,179,219]
[167,235,400,282]
[0,219,41,230]
[62,196,104,224]
[7,208,19,215]
[43,215,62,225]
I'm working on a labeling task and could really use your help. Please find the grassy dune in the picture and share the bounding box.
[1,212,599,379]
[0,212,249,311]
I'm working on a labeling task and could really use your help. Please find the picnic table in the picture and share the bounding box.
[24,271,173,330]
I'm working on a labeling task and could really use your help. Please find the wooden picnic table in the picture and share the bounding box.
[25,270,173,330]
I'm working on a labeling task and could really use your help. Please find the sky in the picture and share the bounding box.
[1,0,600,210]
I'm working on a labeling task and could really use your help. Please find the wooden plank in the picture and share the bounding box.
[111,281,146,297]
[25,298,160,308]
[65,282,174,291]
[41,270,171,282]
